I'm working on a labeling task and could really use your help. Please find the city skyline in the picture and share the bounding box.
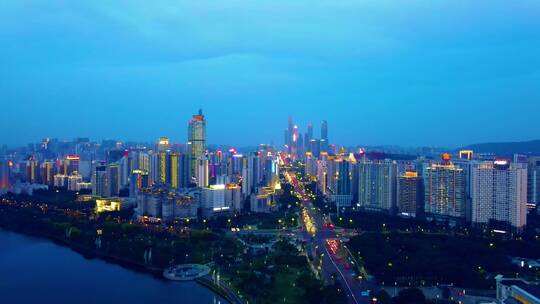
[3,2,540,304]
[2,111,539,151]
[2,1,540,147]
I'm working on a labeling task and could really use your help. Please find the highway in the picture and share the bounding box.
[284,171,373,304]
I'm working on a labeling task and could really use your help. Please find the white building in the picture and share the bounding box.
[357,160,397,212]
[201,184,243,217]
[471,160,528,231]
[196,157,209,187]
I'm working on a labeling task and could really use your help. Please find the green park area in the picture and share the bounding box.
[348,230,540,290]
[223,239,346,304]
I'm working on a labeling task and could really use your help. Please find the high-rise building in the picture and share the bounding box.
[106,164,120,197]
[398,170,423,217]
[291,125,299,158]
[424,154,466,219]
[200,184,242,216]
[157,137,170,152]
[149,151,160,186]
[92,165,108,197]
[305,152,317,178]
[158,151,168,184]
[242,152,261,195]
[67,174,82,191]
[262,156,279,188]
[40,161,54,186]
[309,139,321,158]
[305,123,313,153]
[188,110,206,181]
[137,188,198,221]
[26,156,39,184]
[196,157,209,187]
[170,153,179,189]
[0,159,12,190]
[64,155,80,175]
[471,160,528,231]
[333,157,354,209]
[321,120,328,152]
[528,156,540,204]
[287,116,294,153]
[357,160,397,212]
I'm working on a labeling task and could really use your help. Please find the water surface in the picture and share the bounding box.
[0,229,224,304]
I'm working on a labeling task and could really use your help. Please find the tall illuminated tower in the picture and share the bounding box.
[305,123,313,153]
[188,109,206,180]
[291,125,299,158]
[285,116,294,154]
[321,120,328,152]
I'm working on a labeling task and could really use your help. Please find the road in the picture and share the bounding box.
[284,171,373,304]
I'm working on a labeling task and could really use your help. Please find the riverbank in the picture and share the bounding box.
[0,229,226,304]
[0,225,240,303]
[0,223,160,272]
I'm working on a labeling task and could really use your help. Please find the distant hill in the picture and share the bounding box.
[462,140,540,155]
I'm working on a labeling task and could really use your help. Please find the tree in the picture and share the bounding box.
[395,288,426,304]
[372,290,394,304]
[440,286,451,300]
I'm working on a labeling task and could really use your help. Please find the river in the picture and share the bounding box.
[0,229,226,304]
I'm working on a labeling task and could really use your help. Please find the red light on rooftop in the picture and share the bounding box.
[441,153,452,162]
[192,115,204,121]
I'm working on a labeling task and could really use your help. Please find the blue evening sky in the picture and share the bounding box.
[1,1,539,148]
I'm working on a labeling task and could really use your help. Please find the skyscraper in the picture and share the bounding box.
[305,123,313,153]
[321,120,328,152]
[471,160,527,231]
[424,154,466,219]
[291,125,299,157]
[188,110,206,181]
